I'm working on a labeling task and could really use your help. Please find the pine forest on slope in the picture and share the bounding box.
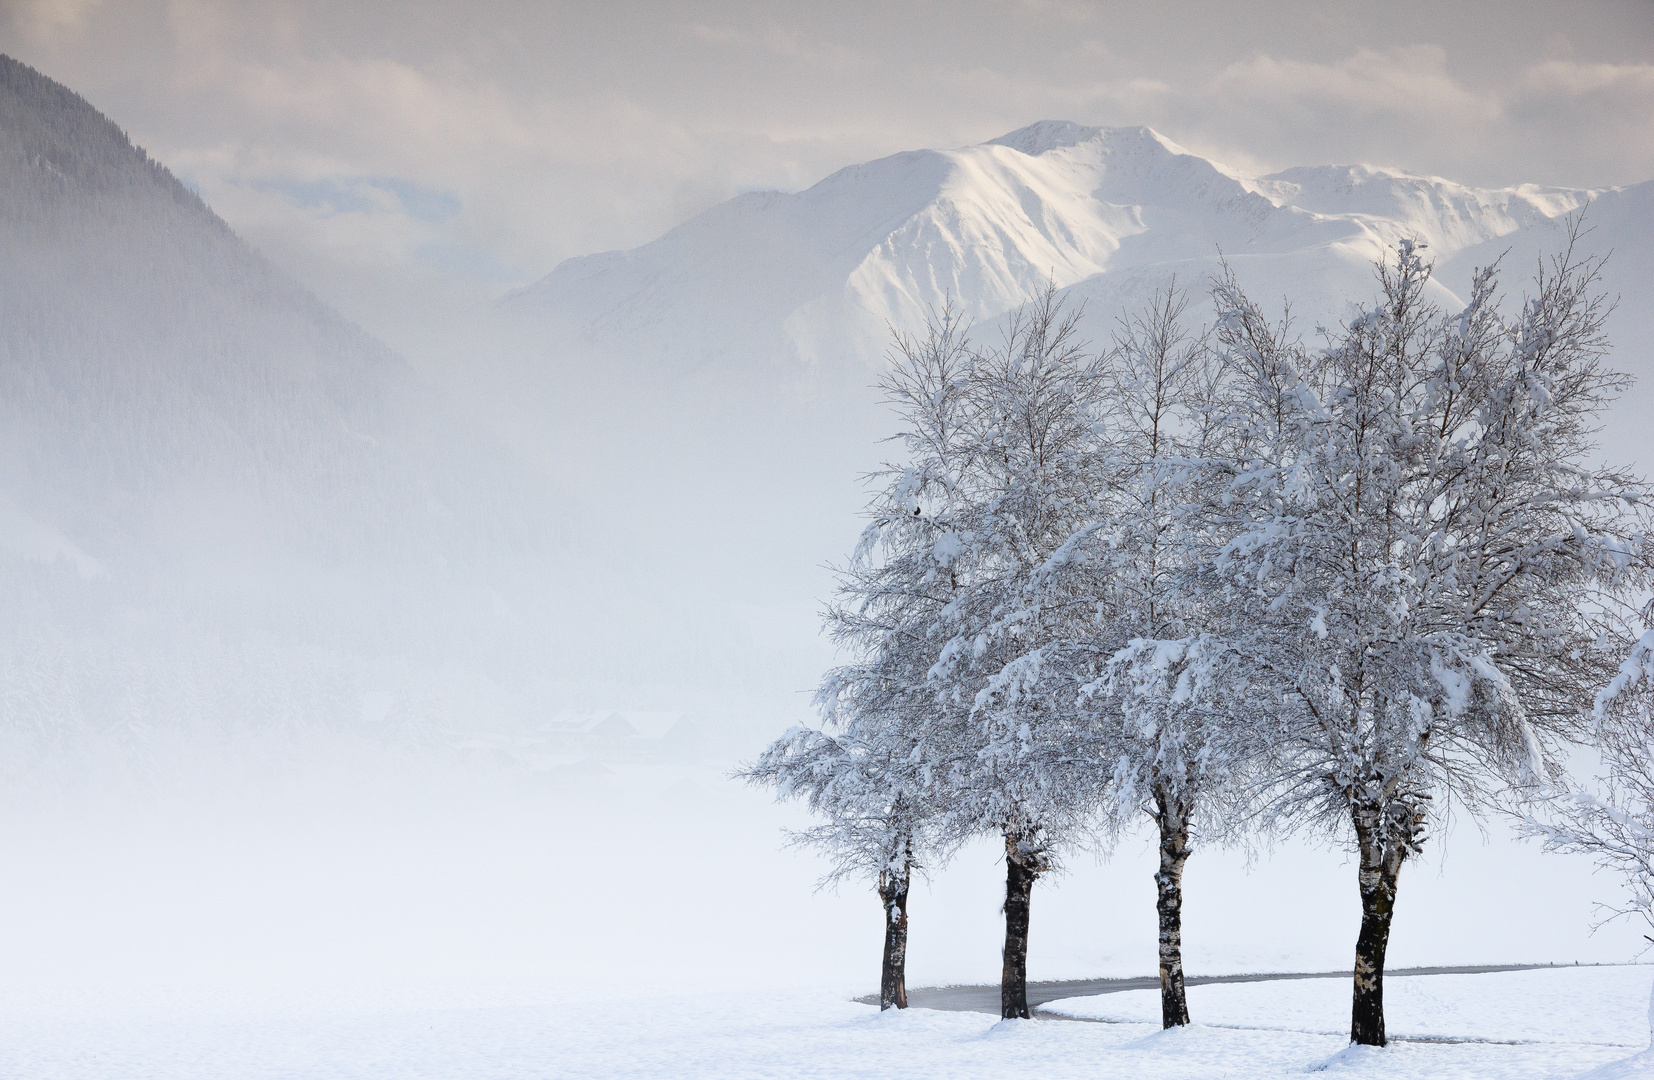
[0,55,575,747]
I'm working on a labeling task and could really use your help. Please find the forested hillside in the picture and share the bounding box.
[0,55,566,749]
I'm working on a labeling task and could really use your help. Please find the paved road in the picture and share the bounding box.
[857,962,1576,1014]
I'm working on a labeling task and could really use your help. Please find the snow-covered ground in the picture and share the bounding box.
[1045,965,1654,1047]
[0,748,1643,1003]
[1,968,1647,1079]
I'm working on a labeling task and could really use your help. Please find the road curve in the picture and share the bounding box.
[857,963,1581,1014]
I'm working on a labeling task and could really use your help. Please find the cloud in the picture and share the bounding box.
[1001,0,1101,22]
[247,176,461,224]
[1213,46,1500,125]
[687,21,861,68]
[1496,60,1654,188]
[1509,58,1654,138]
[1520,59,1654,98]
[0,0,100,35]
[193,168,445,272]
[1133,46,1654,188]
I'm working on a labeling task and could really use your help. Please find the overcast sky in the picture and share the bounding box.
[3,0,1652,332]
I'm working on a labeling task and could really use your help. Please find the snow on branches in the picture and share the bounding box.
[1200,229,1652,1044]
[1529,630,1654,937]
[1524,629,1654,1044]
[747,226,1651,1040]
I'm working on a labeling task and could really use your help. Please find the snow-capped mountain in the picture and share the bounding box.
[508,120,1651,391]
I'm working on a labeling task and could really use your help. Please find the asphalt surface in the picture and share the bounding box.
[857,963,1576,1014]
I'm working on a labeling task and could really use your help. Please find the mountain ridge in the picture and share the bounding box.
[506,120,1638,384]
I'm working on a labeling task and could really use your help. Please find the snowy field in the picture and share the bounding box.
[2,750,1651,1080]
[1046,965,1654,1047]
[0,967,1648,1079]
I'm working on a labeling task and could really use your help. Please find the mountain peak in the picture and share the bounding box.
[509,115,1633,390]
[985,121,1187,160]
[986,120,1103,156]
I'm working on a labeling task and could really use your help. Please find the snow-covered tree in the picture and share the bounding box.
[1091,633,1250,1025]
[945,283,1261,1031]
[1525,630,1654,1044]
[814,289,1113,1020]
[1200,234,1653,1045]
[741,718,933,1009]
[918,288,1116,1019]
[1079,285,1247,1028]
[813,286,1244,1023]
[742,306,978,1009]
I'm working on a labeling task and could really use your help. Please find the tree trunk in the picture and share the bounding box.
[1154,794,1192,1028]
[1350,807,1410,1046]
[1001,831,1040,1020]
[878,868,910,1010]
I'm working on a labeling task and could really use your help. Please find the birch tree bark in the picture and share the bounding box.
[1154,793,1193,1028]
[1000,831,1041,1020]
[879,864,911,1010]
[1349,804,1412,1045]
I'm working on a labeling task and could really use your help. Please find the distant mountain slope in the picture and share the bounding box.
[507,122,1637,374]
[1,54,405,572]
[507,120,1654,477]
[0,55,569,742]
